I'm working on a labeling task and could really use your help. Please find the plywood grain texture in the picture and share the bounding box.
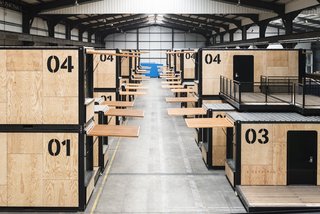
[0,67,6,103]
[0,186,7,206]
[94,92,117,125]
[8,154,43,206]
[0,134,7,185]
[43,133,78,180]
[43,97,78,124]
[7,133,43,154]
[87,125,140,138]
[86,100,94,123]
[43,179,78,207]
[121,56,130,76]
[202,50,299,96]
[93,50,116,88]
[7,71,43,124]
[183,53,195,79]
[225,162,234,187]
[93,137,99,167]
[212,145,225,166]
[42,50,79,97]
[240,123,320,186]
[0,103,6,124]
[6,50,42,71]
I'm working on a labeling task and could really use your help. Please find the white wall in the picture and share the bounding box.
[105,26,206,64]
[0,6,97,45]
[54,24,66,39]
[0,8,22,33]
[31,17,48,36]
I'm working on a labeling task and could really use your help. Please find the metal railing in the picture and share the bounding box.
[220,75,295,105]
[294,77,320,108]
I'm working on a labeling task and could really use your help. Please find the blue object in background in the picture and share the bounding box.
[140,63,163,78]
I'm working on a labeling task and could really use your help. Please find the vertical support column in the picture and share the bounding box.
[65,23,72,40]
[282,11,301,35]
[220,33,225,43]
[212,35,217,45]
[22,12,34,45]
[136,29,139,49]
[205,36,212,46]
[95,33,100,44]
[22,12,34,34]
[241,26,247,41]
[78,29,83,42]
[88,32,92,43]
[229,30,235,42]
[259,21,268,39]
[312,42,320,72]
[171,29,174,49]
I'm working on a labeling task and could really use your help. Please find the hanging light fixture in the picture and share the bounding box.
[75,0,79,6]
[237,0,241,7]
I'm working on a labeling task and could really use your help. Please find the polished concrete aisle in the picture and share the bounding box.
[87,79,245,213]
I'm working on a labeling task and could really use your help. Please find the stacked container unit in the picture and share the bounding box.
[0,47,98,210]
[196,48,305,108]
[180,50,197,83]
[92,49,120,125]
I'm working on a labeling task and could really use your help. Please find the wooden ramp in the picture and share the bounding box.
[237,186,320,213]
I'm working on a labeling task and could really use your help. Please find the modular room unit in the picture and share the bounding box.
[197,49,305,108]
[0,47,139,211]
[180,50,197,83]
[90,49,120,105]
[224,112,320,212]
[200,103,235,169]
[0,47,96,210]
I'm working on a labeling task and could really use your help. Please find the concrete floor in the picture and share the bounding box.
[87,78,245,213]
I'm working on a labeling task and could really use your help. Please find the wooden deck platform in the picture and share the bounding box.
[237,185,320,213]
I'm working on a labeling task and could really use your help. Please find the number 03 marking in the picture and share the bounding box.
[245,128,269,144]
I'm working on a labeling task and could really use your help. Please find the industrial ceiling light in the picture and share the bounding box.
[75,0,79,6]
[237,0,241,7]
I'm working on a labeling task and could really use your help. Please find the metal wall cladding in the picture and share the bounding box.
[42,0,268,14]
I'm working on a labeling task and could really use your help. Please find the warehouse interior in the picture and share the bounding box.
[0,0,320,213]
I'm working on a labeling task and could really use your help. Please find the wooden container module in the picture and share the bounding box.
[174,50,181,73]
[197,49,305,105]
[181,50,196,82]
[224,112,320,188]
[90,48,121,125]
[0,47,88,126]
[0,47,100,210]
[200,103,235,169]
[91,49,119,102]
[169,52,175,69]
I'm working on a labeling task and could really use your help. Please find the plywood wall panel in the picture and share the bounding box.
[6,50,42,71]
[0,103,6,124]
[240,123,319,186]
[0,186,7,206]
[43,179,78,207]
[93,50,117,88]
[7,71,43,124]
[0,134,7,185]
[201,50,300,96]
[0,72,7,104]
[0,50,6,73]
[7,154,43,206]
[266,51,289,67]
[42,50,79,97]
[43,97,78,124]
[7,133,43,154]
[42,133,78,180]
[121,57,130,76]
